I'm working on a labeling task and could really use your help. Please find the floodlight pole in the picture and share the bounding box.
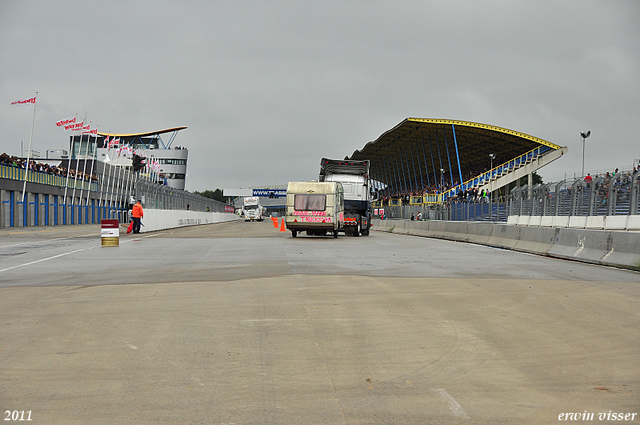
[581,131,590,178]
[489,154,495,204]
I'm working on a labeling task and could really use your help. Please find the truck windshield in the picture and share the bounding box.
[294,194,326,211]
[245,205,258,210]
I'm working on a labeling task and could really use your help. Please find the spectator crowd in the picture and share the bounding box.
[1,153,98,182]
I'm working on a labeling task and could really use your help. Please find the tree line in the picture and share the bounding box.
[193,188,231,203]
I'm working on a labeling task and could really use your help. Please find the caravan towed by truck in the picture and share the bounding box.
[285,181,344,238]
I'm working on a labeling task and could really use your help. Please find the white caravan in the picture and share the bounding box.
[285,181,344,238]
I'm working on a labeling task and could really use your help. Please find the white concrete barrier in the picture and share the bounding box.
[568,216,587,229]
[540,216,554,227]
[139,210,239,233]
[373,217,640,271]
[528,216,542,227]
[627,215,640,231]
[586,216,605,229]
[604,215,629,231]
[552,216,569,228]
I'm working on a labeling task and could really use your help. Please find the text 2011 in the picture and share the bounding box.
[4,411,32,421]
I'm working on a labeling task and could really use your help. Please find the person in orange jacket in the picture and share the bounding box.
[132,200,144,234]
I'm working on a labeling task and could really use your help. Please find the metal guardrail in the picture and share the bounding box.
[1,162,227,213]
[0,163,98,191]
[377,201,507,222]
[134,179,227,212]
[376,171,639,223]
[508,170,639,217]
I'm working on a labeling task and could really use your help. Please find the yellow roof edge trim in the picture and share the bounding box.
[407,118,562,150]
[96,126,187,138]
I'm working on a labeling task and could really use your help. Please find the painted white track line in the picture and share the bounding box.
[0,233,97,249]
[0,233,164,274]
[432,388,469,419]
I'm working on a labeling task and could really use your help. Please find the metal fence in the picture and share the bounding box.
[507,170,639,217]
[134,179,227,212]
[377,170,640,222]
[379,201,508,222]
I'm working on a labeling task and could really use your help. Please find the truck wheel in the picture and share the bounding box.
[292,230,297,238]
[333,229,338,238]
[362,228,370,236]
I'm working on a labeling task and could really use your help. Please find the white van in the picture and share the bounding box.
[285,181,344,238]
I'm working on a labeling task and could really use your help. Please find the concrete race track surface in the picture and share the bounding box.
[0,220,638,424]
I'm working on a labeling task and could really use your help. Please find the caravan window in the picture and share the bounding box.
[294,194,326,211]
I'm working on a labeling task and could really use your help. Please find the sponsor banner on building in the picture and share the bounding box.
[252,189,286,197]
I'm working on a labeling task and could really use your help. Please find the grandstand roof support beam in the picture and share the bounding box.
[452,124,464,190]
[375,160,384,196]
[398,149,411,194]
[166,130,180,149]
[372,161,384,196]
[403,148,414,193]
[400,150,409,194]
[414,141,424,193]
[428,135,438,189]
[420,138,431,189]
[391,151,402,193]
[395,153,403,195]
[410,143,420,194]
[388,155,399,196]
[441,130,454,188]
[434,133,445,189]
[382,156,391,196]
[377,162,388,197]
[383,159,393,197]
[384,155,396,196]
[409,144,419,194]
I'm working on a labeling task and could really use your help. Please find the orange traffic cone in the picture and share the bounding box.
[272,217,278,228]
[280,218,286,232]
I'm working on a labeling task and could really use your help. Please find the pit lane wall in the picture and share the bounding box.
[139,209,239,233]
[372,217,640,271]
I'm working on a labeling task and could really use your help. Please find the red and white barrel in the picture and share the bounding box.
[101,219,120,247]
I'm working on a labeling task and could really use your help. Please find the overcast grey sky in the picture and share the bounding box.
[1,1,639,191]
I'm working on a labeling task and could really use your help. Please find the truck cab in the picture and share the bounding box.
[319,158,374,236]
[243,196,263,221]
